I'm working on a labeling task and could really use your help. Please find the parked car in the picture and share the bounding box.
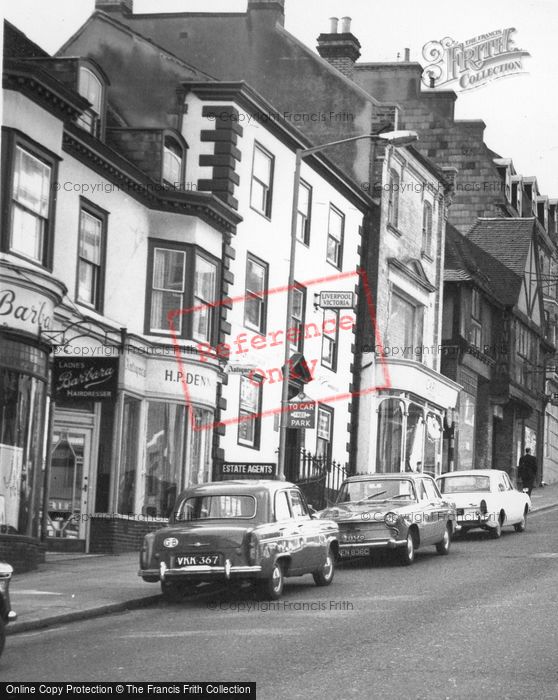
[0,562,16,658]
[139,480,339,601]
[318,473,455,565]
[436,469,530,538]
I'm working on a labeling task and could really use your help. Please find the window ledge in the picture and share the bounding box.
[387,223,403,238]
[421,251,434,263]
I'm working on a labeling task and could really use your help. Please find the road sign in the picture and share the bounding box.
[318,291,355,309]
[286,395,316,429]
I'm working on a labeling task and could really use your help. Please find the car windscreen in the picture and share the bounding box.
[437,476,490,493]
[336,479,416,503]
[175,495,257,521]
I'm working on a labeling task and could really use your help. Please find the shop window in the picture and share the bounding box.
[117,396,141,515]
[290,285,306,352]
[250,143,274,217]
[238,375,262,448]
[77,66,103,137]
[376,399,403,473]
[316,405,334,462]
[143,402,188,518]
[405,403,425,472]
[326,205,344,268]
[146,241,218,341]
[457,393,475,470]
[188,407,213,485]
[244,254,268,334]
[296,180,312,245]
[422,201,433,256]
[424,413,442,476]
[76,201,107,311]
[4,137,57,267]
[389,291,424,360]
[388,169,400,228]
[321,309,338,370]
[163,136,184,187]
[0,346,47,536]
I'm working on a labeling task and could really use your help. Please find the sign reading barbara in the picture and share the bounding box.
[319,291,355,309]
[287,395,316,429]
[218,462,277,478]
[53,358,118,402]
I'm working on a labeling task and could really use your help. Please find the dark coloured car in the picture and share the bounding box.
[319,473,456,565]
[139,480,339,601]
[0,562,16,657]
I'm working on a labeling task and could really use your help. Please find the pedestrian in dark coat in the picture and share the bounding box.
[518,448,537,497]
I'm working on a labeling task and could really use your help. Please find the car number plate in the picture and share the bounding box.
[339,547,370,558]
[176,554,221,567]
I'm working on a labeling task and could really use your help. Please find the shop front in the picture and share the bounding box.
[371,358,461,476]
[0,263,66,570]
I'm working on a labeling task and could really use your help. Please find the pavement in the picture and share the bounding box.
[5,482,558,637]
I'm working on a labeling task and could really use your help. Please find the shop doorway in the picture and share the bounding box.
[46,428,93,551]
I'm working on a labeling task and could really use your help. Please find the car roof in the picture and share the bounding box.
[344,473,431,483]
[175,479,297,499]
[436,470,499,478]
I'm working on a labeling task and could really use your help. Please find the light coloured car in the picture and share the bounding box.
[436,470,530,538]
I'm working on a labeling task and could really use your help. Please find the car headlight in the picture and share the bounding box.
[384,512,398,526]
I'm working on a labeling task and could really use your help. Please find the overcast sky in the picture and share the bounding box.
[3,0,557,196]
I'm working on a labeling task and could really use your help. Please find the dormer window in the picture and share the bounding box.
[163,137,184,188]
[77,66,103,137]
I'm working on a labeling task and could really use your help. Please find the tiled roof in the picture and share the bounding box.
[466,217,535,277]
[444,222,525,306]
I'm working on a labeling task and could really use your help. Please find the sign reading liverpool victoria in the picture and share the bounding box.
[319,291,355,309]
[53,358,119,402]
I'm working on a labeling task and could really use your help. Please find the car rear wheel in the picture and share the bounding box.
[0,618,5,658]
[436,524,452,555]
[313,547,335,586]
[161,580,187,603]
[490,515,503,539]
[514,511,527,533]
[257,561,284,601]
[398,531,415,566]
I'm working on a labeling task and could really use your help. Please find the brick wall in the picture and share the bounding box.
[0,535,45,573]
[89,517,165,554]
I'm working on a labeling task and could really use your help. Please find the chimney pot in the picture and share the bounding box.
[95,0,133,13]
[340,16,352,33]
[404,48,410,62]
[329,17,339,34]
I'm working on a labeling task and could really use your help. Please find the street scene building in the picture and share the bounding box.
[1,0,557,572]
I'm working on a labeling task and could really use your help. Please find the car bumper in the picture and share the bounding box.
[338,538,407,556]
[139,561,263,581]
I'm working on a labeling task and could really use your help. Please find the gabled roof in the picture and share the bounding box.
[462,218,536,306]
[444,223,507,305]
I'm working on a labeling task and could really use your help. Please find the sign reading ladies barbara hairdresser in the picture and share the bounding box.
[53,358,119,401]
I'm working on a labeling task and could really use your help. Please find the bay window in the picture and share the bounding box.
[146,241,218,341]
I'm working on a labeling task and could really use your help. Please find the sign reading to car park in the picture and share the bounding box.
[217,462,277,478]
[318,291,355,309]
[286,394,316,429]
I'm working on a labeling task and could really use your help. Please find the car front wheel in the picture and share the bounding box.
[398,531,415,566]
[313,547,335,586]
[257,561,284,600]
[436,524,451,555]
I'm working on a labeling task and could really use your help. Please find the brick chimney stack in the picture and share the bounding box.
[317,16,361,79]
[95,0,133,13]
[247,0,285,26]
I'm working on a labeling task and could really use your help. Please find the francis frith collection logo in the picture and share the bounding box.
[422,28,530,91]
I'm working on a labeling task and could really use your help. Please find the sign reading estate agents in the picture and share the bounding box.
[422,28,530,91]
[217,462,277,478]
[53,358,119,402]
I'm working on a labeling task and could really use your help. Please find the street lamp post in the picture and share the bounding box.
[277,130,419,481]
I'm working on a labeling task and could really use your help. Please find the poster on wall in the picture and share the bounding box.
[0,444,23,531]
[524,426,537,455]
